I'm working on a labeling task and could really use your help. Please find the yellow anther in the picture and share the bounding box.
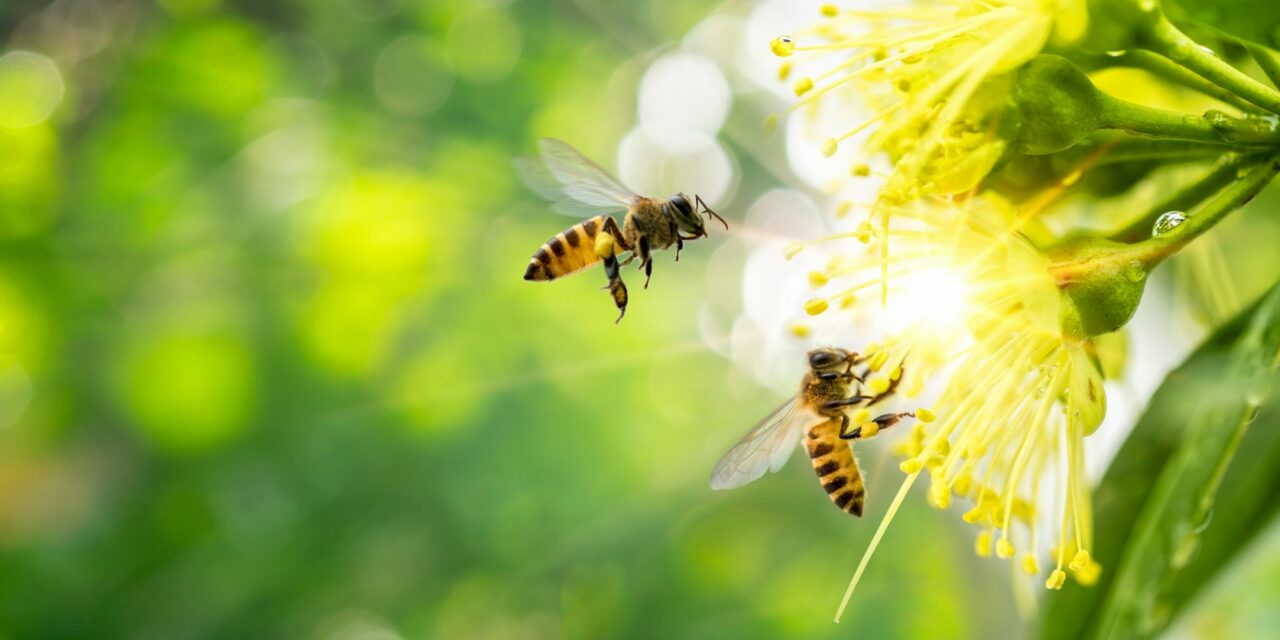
[1073,559,1102,586]
[929,477,950,509]
[899,458,924,474]
[808,270,829,288]
[952,473,972,496]
[820,3,838,17]
[868,350,889,371]
[1069,549,1091,572]
[851,162,871,177]
[868,376,890,394]
[855,220,875,243]
[1022,554,1040,576]
[996,538,1014,559]
[770,36,796,57]
[788,322,811,338]
[783,241,804,259]
[917,408,936,422]
[890,365,902,381]
[961,506,983,524]
[777,61,791,81]
[764,113,779,133]
[935,439,951,457]
[975,530,992,557]
[1046,569,1067,590]
[836,200,853,218]
[839,293,857,309]
[793,77,814,96]
[895,78,912,93]
[804,298,829,316]
[821,138,838,158]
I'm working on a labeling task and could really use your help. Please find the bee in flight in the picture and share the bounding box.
[516,138,728,322]
[710,348,918,516]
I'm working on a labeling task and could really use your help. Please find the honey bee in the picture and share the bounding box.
[710,348,917,516]
[516,138,727,322]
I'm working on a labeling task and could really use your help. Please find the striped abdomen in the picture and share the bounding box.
[524,215,613,282]
[806,420,865,516]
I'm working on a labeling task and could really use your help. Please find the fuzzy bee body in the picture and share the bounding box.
[516,139,726,322]
[710,348,917,517]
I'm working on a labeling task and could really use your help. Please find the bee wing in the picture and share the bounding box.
[514,138,639,216]
[709,398,823,491]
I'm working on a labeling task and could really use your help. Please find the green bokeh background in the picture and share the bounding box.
[0,1,1275,638]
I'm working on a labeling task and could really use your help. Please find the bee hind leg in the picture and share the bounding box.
[638,237,653,289]
[601,252,629,323]
[840,412,916,440]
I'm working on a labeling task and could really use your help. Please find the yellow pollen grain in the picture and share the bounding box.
[821,138,838,157]
[890,365,902,381]
[917,408,936,422]
[836,200,853,218]
[851,162,871,177]
[860,421,880,438]
[899,458,924,474]
[788,322,811,338]
[793,77,814,96]
[808,271,830,287]
[594,232,616,259]
[839,293,857,309]
[962,506,983,524]
[820,3,838,17]
[855,221,875,243]
[777,61,792,81]
[1074,560,1102,586]
[1046,569,1066,590]
[804,298,829,315]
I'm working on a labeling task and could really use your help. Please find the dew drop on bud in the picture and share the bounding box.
[770,36,796,57]
[1124,259,1147,283]
[1151,210,1186,237]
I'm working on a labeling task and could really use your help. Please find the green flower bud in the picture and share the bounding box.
[1052,236,1150,338]
[1013,55,1103,155]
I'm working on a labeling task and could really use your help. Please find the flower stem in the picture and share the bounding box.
[1142,16,1280,115]
[1246,43,1280,89]
[1108,154,1257,243]
[1093,50,1260,113]
[1098,94,1280,146]
[1137,154,1280,262]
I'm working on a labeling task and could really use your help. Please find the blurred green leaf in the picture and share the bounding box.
[1165,0,1280,48]
[1040,282,1280,640]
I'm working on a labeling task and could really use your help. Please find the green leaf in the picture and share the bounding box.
[1165,0,1280,48]
[1039,282,1280,640]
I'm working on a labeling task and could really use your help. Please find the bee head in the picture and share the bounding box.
[807,348,855,372]
[667,193,706,237]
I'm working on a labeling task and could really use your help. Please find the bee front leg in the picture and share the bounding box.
[840,412,916,440]
[675,235,683,262]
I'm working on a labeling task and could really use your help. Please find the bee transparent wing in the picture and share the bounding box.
[514,138,639,217]
[709,398,822,491]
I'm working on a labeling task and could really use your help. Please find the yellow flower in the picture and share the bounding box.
[814,195,1107,621]
[773,1,1083,195]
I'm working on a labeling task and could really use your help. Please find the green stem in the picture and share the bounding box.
[1143,16,1280,115]
[1093,138,1226,166]
[1101,50,1260,113]
[1098,94,1280,145]
[1108,154,1256,243]
[1128,154,1280,268]
[1050,155,1280,283]
[1246,43,1280,89]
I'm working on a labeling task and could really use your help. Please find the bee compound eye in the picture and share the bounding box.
[809,350,837,368]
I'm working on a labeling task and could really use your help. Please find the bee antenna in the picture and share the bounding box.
[696,195,729,230]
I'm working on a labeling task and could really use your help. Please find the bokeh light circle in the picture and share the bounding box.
[0,51,65,129]
[617,128,735,206]
[638,52,729,151]
[374,36,454,116]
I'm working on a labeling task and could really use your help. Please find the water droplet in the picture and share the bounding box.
[1152,211,1186,237]
[1182,114,1203,127]
[1125,259,1147,283]
[1244,403,1261,425]
[1105,49,1127,57]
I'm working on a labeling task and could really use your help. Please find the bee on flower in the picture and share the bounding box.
[778,195,1107,618]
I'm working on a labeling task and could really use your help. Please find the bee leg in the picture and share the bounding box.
[823,396,871,410]
[674,236,683,262]
[638,237,653,289]
[601,253,629,323]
